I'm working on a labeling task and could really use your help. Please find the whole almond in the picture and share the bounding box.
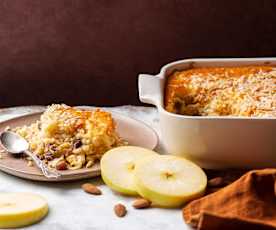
[132,198,151,209]
[56,161,67,170]
[114,203,127,217]
[82,183,102,195]
[207,177,224,187]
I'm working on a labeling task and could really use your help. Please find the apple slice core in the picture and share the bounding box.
[134,155,207,207]
[0,193,48,228]
[100,146,157,195]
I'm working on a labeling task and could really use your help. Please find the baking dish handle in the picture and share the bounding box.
[138,74,163,107]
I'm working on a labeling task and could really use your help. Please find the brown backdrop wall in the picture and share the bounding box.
[0,0,276,107]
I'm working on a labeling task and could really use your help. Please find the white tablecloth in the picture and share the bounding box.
[0,106,191,230]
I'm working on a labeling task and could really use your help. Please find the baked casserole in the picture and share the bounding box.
[165,66,276,117]
[13,104,125,170]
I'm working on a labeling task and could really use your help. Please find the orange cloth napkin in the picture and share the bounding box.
[183,169,276,230]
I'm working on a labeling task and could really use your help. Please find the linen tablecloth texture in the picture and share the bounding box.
[183,169,276,230]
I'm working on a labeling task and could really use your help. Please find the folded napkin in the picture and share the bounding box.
[183,169,276,230]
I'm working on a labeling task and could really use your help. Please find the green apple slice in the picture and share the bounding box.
[100,146,157,195]
[0,193,48,228]
[134,155,207,208]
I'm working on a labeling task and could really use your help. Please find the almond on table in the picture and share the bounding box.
[132,198,151,209]
[114,203,127,217]
[207,177,225,187]
[81,183,102,195]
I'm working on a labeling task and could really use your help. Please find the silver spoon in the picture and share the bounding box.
[0,131,61,179]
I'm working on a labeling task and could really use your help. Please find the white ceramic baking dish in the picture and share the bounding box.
[139,58,276,169]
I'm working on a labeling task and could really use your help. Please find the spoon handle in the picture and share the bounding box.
[25,150,61,179]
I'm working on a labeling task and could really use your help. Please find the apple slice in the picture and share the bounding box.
[100,146,156,195]
[134,155,207,208]
[0,193,48,228]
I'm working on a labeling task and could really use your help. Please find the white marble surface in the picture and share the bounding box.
[0,106,192,230]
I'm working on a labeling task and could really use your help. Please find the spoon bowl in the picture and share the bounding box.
[0,131,61,179]
[0,131,29,154]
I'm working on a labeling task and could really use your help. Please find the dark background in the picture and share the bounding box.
[0,0,275,107]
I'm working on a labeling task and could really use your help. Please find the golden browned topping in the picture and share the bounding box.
[14,104,125,170]
[165,66,276,117]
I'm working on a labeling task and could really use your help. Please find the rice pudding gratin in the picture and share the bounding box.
[14,104,124,170]
[165,66,276,117]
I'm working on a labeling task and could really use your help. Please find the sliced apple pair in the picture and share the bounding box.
[100,146,207,208]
